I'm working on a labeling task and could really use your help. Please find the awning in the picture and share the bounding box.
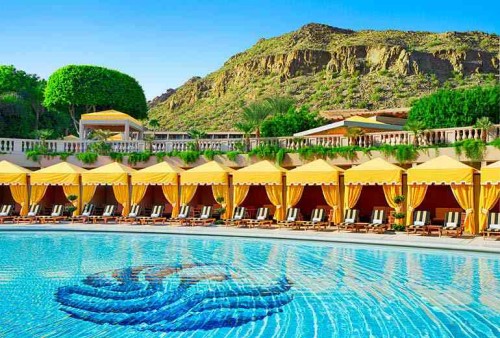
[344,157,404,185]
[181,161,234,185]
[287,159,343,186]
[407,156,475,185]
[81,110,142,126]
[30,162,87,185]
[480,161,500,185]
[232,160,286,185]
[82,162,135,185]
[0,160,31,185]
[132,162,183,185]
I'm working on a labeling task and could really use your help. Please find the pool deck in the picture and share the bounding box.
[1,223,500,254]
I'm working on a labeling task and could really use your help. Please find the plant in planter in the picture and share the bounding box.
[66,194,78,216]
[215,196,226,218]
[392,195,406,226]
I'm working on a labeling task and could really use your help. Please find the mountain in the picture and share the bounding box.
[148,23,499,131]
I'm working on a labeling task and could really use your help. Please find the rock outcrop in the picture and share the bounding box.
[148,23,499,131]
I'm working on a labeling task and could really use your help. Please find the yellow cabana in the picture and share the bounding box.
[286,159,344,223]
[344,158,405,219]
[131,162,183,217]
[407,156,477,233]
[82,162,136,216]
[232,160,287,220]
[0,160,31,215]
[479,161,500,232]
[180,161,234,218]
[30,162,87,215]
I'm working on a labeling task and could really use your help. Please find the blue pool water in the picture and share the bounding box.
[0,231,498,337]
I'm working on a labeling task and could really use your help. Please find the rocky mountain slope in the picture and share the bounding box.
[148,23,499,131]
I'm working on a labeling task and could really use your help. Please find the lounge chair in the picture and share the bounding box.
[294,208,327,230]
[119,204,142,224]
[483,212,500,238]
[139,205,166,225]
[224,207,246,227]
[277,208,300,228]
[364,209,388,234]
[338,209,360,232]
[91,205,118,224]
[406,210,430,235]
[15,204,41,224]
[71,204,95,223]
[0,205,15,224]
[165,205,191,226]
[39,205,66,224]
[244,207,273,228]
[439,211,463,237]
[189,206,216,226]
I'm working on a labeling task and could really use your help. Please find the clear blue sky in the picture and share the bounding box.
[1,0,498,99]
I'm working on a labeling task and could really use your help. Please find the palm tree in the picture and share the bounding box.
[345,127,364,146]
[235,121,254,151]
[404,120,427,146]
[187,128,207,151]
[89,129,113,155]
[265,96,295,115]
[91,129,114,142]
[148,118,160,140]
[143,134,155,152]
[474,117,493,142]
[240,101,273,139]
[34,129,54,151]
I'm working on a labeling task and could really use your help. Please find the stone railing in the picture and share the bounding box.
[0,125,498,155]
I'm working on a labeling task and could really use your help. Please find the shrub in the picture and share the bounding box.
[454,139,486,161]
[76,152,98,164]
[408,85,500,128]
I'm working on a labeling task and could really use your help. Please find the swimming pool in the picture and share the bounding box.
[0,231,498,337]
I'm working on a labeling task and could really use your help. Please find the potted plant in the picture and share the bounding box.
[392,195,406,227]
[215,196,226,219]
[66,194,78,216]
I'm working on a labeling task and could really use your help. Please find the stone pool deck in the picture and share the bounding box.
[1,223,500,254]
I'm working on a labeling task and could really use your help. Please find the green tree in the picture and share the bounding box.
[408,85,500,129]
[240,101,273,138]
[264,96,295,115]
[235,121,254,151]
[404,120,427,146]
[474,117,493,142]
[187,128,207,151]
[345,127,364,145]
[261,105,325,137]
[44,65,148,133]
[148,118,160,139]
[0,65,47,137]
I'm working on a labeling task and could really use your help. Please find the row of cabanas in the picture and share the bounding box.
[0,156,498,234]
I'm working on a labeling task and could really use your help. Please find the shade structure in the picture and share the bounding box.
[131,162,183,217]
[344,158,405,221]
[479,161,500,232]
[344,157,404,185]
[180,161,234,218]
[286,160,343,223]
[82,162,135,186]
[232,160,286,186]
[407,156,477,234]
[232,161,287,220]
[0,160,31,186]
[82,162,136,216]
[30,162,87,215]
[407,155,474,185]
[81,110,143,127]
[286,159,342,186]
[0,161,31,215]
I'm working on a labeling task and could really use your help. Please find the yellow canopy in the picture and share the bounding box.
[181,161,234,185]
[232,160,286,185]
[287,159,343,185]
[344,157,404,185]
[82,162,135,185]
[30,162,87,186]
[407,156,475,185]
[0,160,31,185]
[132,162,183,185]
[63,134,79,141]
[345,116,387,125]
[81,110,142,126]
[481,161,500,185]
[107,133,123,141]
